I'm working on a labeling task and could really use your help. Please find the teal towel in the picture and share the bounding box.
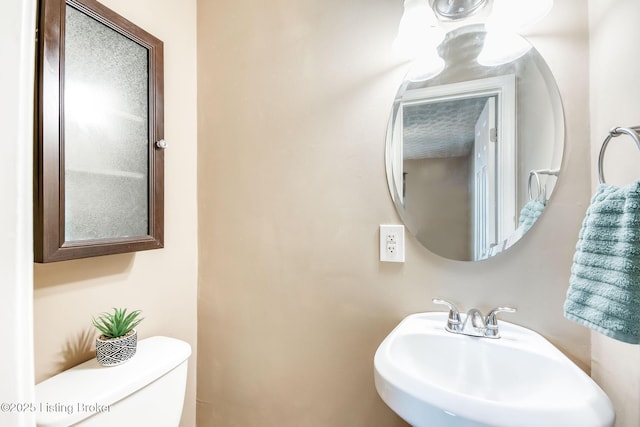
[564,181,640,344]
[518,199,546,233]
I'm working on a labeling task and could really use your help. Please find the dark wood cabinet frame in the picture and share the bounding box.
[35,0,164,263]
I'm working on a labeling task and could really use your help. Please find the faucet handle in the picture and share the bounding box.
[484,307,517,337]
[432,298,462,332]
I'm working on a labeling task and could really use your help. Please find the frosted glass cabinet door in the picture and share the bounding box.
[35,0,165,262]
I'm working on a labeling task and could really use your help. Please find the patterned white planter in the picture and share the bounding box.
[95,330,138,366]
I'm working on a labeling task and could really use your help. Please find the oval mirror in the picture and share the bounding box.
[386,25,564,261]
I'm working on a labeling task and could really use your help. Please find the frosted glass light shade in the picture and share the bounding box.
[487,0,553,32]
[406,50,446,81]
[477,30,532,66]
[393,0,444,60]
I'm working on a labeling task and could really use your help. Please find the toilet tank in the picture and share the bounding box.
[35,336,191,427]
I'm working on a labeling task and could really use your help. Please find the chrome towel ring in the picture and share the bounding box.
[527,169,559,201]
[598,126,640,184]
[528,171,542,201]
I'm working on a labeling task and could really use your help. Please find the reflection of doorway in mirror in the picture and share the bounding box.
[470,95,518,260]
[398,75,516,261]
[473,97,496,260]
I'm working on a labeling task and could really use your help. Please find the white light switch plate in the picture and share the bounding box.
[380,225,405,262]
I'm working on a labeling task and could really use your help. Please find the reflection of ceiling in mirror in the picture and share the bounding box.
[403,96,488,159]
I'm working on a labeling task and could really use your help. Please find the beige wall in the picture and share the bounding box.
[32,0,199,426]
[588,1,640,425]
[197,0,591,425]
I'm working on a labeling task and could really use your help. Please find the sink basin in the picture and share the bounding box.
[374,312,615,427]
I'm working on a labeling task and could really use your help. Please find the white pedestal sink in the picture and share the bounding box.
[374,312,615,427]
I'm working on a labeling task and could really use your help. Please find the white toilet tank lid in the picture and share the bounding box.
[35,336,191,427]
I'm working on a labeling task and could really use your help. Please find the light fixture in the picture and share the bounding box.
[479,0,552,66]
[477,30,531,66]
[393,0,553,76]
[431,0,489,21]
[393,0,445,60]
[486,0,554,32]
[406,51,446,81]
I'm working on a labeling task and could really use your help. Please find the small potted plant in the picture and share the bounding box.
[92,308,143,366]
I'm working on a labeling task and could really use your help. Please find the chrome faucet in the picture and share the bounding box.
[432,298,516,339]
[463,308,486,335]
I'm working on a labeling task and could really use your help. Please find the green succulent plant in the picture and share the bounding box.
[92,308,143,339]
